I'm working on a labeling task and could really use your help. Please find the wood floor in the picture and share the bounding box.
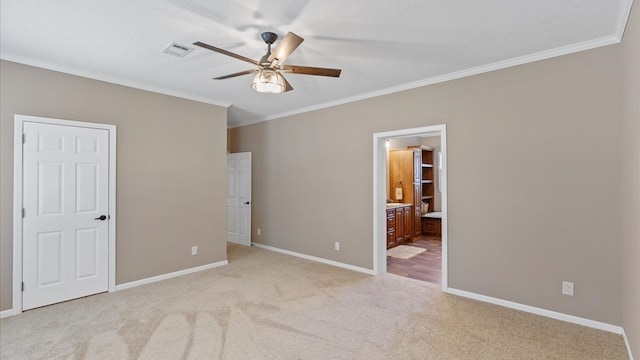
[387,236,442,285]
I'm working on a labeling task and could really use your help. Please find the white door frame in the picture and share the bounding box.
[12,114,117,315]
[372,124,448,291]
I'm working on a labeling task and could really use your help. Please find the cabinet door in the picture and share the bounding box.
[386,209,396,248]
[395,208,404,244]
[387,231,396,248]
[414,184,422,237]
[403,206,412,241]
[386,209,395,229]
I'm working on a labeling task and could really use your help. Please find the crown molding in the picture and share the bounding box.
[0,52,231,108]
[230,34,621,128]
[616,0,635,40]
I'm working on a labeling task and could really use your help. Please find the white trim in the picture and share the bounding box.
[0,52,231,109]
[445,288,624,335]
[108,127,117,292]
[230,36,621,128]
[12,118,24,316]
[372,125,448,291]
[252,243,377,275]
[616,0,635,39]
[623,329,635,360]
[114,260,228,291]
[0,309,16,319]
[12,114,117,315]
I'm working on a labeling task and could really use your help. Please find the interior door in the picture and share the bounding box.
[22,122,110,310]
[227,152,252,246]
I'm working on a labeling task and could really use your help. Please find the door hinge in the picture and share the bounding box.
[22,134,25,144]
[22,208,25,218]
[21,282,24,292]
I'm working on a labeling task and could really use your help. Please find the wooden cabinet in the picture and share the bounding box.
[389,146,435,237]
[411,146,435,215]
[421,217,442,237]
[386,204,413,249]
[388,149,420,210]
[386,209,396,248]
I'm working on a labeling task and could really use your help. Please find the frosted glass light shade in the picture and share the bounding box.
[251,69,286,94]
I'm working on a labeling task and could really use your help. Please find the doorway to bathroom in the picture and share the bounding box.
[372,125,448,290]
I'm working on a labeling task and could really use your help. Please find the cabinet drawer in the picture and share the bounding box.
[387,230,396,248]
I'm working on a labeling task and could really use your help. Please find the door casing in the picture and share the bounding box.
[372,124,448,291]
[12,114,117,315]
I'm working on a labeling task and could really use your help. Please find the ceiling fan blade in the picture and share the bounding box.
[282,75,294,92]
[193,41,259,66]
[213,69,257,80]
[267,32,303,66]
[282,65,342,77]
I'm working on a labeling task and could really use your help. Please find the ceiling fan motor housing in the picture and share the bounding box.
[261,32,278,44]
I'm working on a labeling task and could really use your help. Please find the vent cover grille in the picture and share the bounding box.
[162,42,194,58]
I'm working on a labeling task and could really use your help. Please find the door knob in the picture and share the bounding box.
[244,201,250,205]
[94,215,108,221]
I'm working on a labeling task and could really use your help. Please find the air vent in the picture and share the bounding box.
[162,42,194,58]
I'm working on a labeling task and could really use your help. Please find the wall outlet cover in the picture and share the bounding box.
[562,281,574,296]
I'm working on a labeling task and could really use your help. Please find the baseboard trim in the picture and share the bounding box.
[0,308,16,319]
[623,328,635,360]
[114,260,228,292]
[252,243,376,275]
[445,288,624,334]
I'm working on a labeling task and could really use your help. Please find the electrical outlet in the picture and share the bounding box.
[562,281,574,296]
[257,228,261,236]
[335,242,340,251]
[191,246,198,256]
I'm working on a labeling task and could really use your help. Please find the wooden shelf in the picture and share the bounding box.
[422,164,433,168]
[422,180,433,184]
[422,196,434,200]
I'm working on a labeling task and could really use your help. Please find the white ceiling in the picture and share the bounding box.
[0,0,633,127]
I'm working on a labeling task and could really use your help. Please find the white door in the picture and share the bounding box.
[22,122,110,310]
[227,152,252,246]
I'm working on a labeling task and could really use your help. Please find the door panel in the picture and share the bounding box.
[75,228,98,279]
[23,122,109,310]
[76,163,98,213]
[36,231,64,287]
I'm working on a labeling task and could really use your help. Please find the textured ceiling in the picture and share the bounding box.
[0,0,633,127]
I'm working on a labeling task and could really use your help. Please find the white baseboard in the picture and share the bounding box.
[0,308,16,319]
[114,260,228,292]
[445,288,624,334]
[623,329,635,360]
[251,243,376,275]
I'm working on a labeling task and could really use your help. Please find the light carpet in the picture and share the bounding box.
[387,244,427,259]
[0,243,628,359]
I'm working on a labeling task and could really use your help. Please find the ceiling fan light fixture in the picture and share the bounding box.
[251,69,286,94]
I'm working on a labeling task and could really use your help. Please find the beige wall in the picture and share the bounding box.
[231,44,625,325]
[0,61,229,311]
[621,2,640,357]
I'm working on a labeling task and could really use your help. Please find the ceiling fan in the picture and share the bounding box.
[193,31,341,94]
